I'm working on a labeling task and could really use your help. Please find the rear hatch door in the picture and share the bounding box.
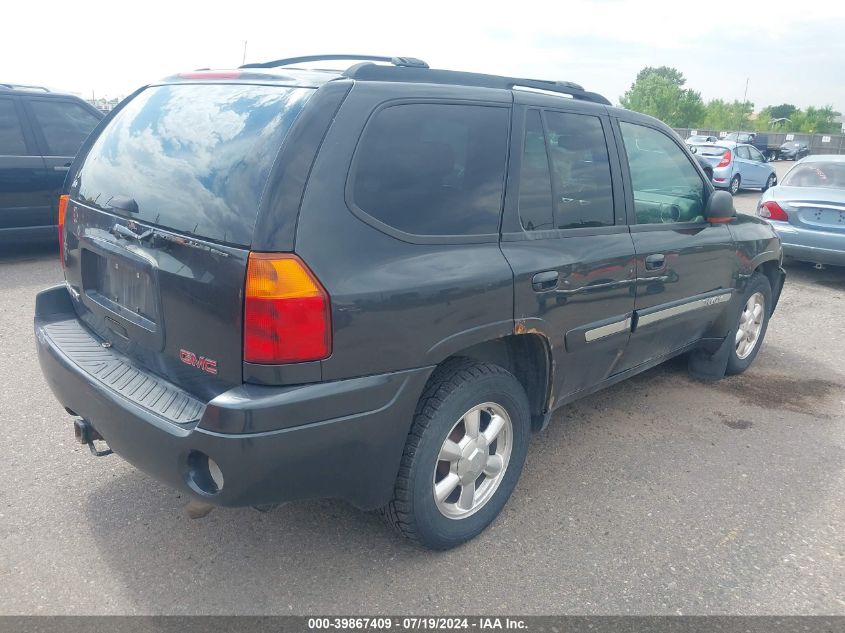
[63,81,313,400]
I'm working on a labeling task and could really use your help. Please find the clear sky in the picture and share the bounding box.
[3,0,844,113]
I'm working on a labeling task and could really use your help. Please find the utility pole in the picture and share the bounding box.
[242,41,248,66]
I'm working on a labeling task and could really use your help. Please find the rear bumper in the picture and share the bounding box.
[35,284,432,510]
[770,222,845,267]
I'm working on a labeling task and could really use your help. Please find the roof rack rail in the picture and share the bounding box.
[341,65,611,105]
[240,54,429,70]
[0,83,50,92]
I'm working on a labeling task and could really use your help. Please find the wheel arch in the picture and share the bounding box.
[436,333,553,432]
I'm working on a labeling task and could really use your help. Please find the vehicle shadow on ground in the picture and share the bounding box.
[79,352,842,614]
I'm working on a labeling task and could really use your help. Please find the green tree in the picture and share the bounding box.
[619,67,705,127]
[700,99,754,130]
[791,106,841,133]
[763,103,797,121]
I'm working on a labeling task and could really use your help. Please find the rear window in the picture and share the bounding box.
[350,102,509,237]
[696,145,728,156]
[74,83,313,246]
[781,162,845,189]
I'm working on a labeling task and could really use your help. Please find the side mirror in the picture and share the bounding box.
[704,190,736,223]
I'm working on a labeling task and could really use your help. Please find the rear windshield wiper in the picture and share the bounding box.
[110,223,229,257]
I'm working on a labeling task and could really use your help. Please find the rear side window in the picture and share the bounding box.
[518,110,554,230]
[736,145,751,160]
[544,111,614,229]
[351,103,509,237]
[75,84,312,246]
[0,99,27,156]
[29,100,101,156]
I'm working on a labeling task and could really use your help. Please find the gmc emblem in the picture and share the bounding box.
[179,349,218,375]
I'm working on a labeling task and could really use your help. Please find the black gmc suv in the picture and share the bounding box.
[0,84,102,243]
[35,55,785,549]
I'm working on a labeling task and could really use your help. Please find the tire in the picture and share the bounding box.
[729,174,741,195]
[380,358,530,550]
[762,173,777,192]
[725,272,773,375]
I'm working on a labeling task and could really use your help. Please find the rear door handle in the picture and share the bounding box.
[645,254,665,271]
[53,165,70,172]
[532,270,560,292]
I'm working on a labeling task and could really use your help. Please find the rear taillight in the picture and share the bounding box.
[716,150,732,168]
[758,200,789,221]
[243,253,331,364]
[57,194,69,267]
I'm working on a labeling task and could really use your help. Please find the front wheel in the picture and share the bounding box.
[380,359,530,549]
[726,273,773,375]
[730,174,741,195]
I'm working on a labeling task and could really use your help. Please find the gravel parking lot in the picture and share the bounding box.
[1,161,843,615]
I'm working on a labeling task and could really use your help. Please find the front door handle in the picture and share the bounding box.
[644,254,665,271]
[532,270,560,292]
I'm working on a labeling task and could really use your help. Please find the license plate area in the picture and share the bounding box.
[81,249,159,333]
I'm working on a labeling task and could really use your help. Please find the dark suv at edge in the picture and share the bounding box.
[34,55,785,549]
[0,84,102,243]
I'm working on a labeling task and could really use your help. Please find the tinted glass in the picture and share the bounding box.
[545,111,614,228]
[75,84,312,246]
[352,103,509,236]
[29,100,100,156]
[620,122,706,224]
[0,99,27,156]
[518,110,554,230]
[736,145,751,159]
[781,162,845,189]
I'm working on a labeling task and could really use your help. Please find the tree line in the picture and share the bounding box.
[618,66,841,134]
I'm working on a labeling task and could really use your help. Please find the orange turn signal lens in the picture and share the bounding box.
[58,194,69,267]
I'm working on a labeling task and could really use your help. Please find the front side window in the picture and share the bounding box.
[544,111,614,229]
[351,103,509,237]
[748,146,765,162]
[0,99,27,156]
[29,100,101,156]
[619,121,706,225]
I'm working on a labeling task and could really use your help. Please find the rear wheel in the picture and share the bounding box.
[729,174,741,195]
[762,173,777,191]
[380,359,530,550]
[726,273,772,375]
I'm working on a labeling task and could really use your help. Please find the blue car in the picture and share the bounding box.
[692,141,777,194]
[758,155,845,267]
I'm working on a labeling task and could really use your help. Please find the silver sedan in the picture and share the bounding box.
[757,155,845,267]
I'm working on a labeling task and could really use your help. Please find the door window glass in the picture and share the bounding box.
[748,146,765,162]
[736,145,751,160]
[619,121,706,225]
[518,110,554,230]
[29,100,101,156]
[0,99,28,156]
[545,111,614,228]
